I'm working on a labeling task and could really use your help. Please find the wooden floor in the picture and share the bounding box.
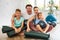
[0,27,44,40]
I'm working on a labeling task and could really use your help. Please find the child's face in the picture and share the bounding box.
[15,11,21,17]
[38,14,43,19]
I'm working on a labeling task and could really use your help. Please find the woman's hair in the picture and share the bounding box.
[33,6,38,10]
[15,9,21,12]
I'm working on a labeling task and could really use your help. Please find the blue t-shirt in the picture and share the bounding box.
[14,17,24,28]
[34,17,47,28]
[35,18,40,24]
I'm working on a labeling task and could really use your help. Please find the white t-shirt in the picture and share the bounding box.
[22,11,34,20]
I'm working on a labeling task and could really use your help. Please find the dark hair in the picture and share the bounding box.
[33,6,38,9]
[25,4,32,8]
[15,9,21,12]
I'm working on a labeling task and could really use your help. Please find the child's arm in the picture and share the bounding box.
[20,21,24,29]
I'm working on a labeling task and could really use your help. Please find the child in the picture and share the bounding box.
[35,12,49,33]
[27,12,49,33]
[11,9,24,35]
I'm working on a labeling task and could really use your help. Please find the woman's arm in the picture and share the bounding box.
[27,16,34,32]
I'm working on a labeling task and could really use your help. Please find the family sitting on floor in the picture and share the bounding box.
[11,4,57,36]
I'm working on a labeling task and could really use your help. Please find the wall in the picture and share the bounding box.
[0,0,60,28]
[0,0,26,28]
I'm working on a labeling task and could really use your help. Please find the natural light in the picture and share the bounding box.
[26,0,60,10]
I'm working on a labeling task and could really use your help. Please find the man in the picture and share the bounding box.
[22,4,34,20]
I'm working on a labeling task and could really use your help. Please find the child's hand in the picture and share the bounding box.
[19,28,21,32]
[26,28,31,32]
[15,29,18,33]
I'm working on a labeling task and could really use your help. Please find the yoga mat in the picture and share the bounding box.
[24,31,50,39]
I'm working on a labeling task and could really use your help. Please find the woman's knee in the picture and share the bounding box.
[36,25,40,27]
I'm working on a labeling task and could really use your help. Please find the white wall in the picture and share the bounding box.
[0,0,26,27]
[0,0,60,28]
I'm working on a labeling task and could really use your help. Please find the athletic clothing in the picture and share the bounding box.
[14,17,24,28]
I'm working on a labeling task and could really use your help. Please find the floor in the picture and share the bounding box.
[0,12,60,40]
[0,27,45,40]
[0,23,60,40]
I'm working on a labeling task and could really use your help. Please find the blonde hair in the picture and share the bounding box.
[37,12,44,20]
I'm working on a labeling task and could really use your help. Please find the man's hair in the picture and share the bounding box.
[25,4,32,8]
[15,9,21,12]
[33,6,38,9]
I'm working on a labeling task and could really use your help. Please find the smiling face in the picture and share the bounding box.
[26,4,32,15]
[15,11,21,17]
[38,13,43,19]
[26,6,32,12]
[15,9,21,18]
[26,6,32,14]
[34,8,38,14]
[38,12,44,19]
[34,7,39,15]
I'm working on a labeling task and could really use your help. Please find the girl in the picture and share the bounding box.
[11,9,24,35]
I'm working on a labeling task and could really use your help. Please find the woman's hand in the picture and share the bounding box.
[43,31,46,33]
[26,28,31,32]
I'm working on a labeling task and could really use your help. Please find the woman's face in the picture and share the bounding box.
[15,11,21,17]
[34,8,38,15]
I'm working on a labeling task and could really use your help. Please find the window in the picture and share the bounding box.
[25,0,60,10]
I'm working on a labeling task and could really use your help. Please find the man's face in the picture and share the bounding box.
[34,8,38,15]
[26,6,32,12]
